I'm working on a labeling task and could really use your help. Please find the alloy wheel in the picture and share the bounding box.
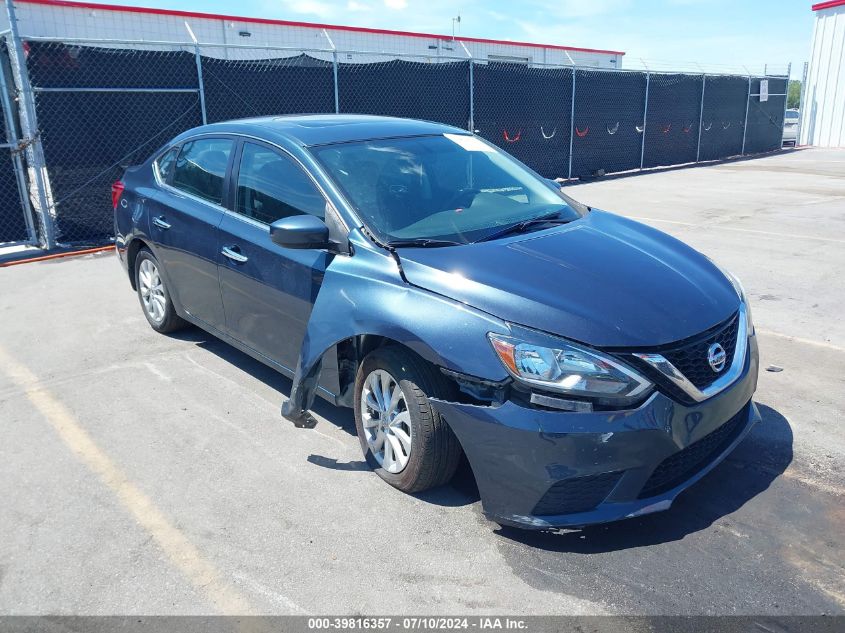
[360,369,412,474]
[138,258,166,324]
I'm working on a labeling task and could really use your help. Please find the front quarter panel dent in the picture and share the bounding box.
[281,233,511,422]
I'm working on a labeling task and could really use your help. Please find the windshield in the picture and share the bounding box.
[311,134,586,245]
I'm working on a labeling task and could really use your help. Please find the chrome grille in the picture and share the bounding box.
[623,309,744,404]
[660,312,740,390]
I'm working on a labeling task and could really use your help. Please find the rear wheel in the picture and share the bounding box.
[354,346,462,493]
[135,249,187,334]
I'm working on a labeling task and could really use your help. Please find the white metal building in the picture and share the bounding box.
[1,0,625,66]
[800,0,845,147]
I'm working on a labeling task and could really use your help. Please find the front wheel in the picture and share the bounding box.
[354,346,462,493]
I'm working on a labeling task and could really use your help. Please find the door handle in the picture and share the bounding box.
[221,245,248,263]
[152,216,171,230]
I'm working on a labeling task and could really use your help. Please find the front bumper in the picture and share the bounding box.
[431,335,760,529]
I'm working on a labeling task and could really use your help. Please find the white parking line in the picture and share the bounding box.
[232,571,309,615]
[144,361,172,382]
[628,216,845,244]
[756,329,845,354]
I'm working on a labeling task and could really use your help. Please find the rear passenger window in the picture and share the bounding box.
[171,138,233,205]
[235,142,326,224]
[154,146,179,183]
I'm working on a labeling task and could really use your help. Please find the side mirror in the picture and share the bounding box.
[269,215,330,250]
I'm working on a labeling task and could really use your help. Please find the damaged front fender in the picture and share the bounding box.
[281,230,511,426]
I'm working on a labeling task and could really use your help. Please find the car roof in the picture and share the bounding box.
[189,114,469,147]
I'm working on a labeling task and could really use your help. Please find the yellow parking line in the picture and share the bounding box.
[0,344,254,615]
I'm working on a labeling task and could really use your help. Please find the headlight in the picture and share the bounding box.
[488,333,653,406]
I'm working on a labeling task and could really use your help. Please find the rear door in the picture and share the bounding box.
[217,140,332,369]
[148,136,234,330]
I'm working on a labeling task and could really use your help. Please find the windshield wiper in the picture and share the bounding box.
[385,238,465,249]
[474,210,572,243]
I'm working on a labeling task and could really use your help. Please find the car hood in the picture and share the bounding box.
[394,210,740,348]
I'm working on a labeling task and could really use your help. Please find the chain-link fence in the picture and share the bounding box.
[473,62,572,180]
[201,50,336,122]
[25,41,204,245]
[0,144,29,243]
[571,69,648,177]
[642,73,703,168]
[745,77,788,155]
[339,56,470,129]
[0,39,36,245]
[0,108,30,244]
[0,33,790,249]
[697,75,749,162]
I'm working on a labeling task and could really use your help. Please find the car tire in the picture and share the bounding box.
[354,345,462,493]
[134,248,187,334]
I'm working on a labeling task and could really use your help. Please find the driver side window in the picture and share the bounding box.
[235,143,326,224]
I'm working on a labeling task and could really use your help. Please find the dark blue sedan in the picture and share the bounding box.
[114,115,760,529]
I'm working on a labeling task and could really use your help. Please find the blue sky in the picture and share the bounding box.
[87,0,815,76]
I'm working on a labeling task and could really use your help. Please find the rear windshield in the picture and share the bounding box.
[311,134,585,244]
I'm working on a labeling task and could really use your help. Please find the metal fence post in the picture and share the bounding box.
[696,74,706,162]
[184,23,207,125]
[321,29,340,114]
[332,51,340,114]
[639,71,650,170]
[3,0,56,249]
[457,41,473,132]
[468,59,474,132]
[741,75,751,155]
[194,46,207,124]
[0,42,37,244]
[567,68,576,180]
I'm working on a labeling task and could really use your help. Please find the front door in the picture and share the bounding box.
[149,137,234,330]
[217,140,331,370]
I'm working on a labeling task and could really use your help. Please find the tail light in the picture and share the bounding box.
[111,180,125,210]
